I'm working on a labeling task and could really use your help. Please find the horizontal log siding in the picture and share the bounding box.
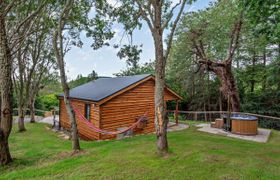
[59,99,100,140]
[164,90,178,101]
[99,79,177,140]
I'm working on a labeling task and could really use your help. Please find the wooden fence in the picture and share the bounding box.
[13,108,59,117]
[167,110,280,130]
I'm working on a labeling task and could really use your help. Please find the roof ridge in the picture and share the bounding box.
[58,74,152,102]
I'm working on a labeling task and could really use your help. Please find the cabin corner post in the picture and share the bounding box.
[58,107,61,130]
[58,99,61,130]
[98,104,102,140]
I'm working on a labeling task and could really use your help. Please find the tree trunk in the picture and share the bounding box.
[29,96,36,123]
[207,72,211,120]
[278,44,280,90]
[18,106,26,131]
[191,74,195,97]
[236,49,240,69]
[135,0,186,156]
[203,74,207,121]
[219,91,223,112]
[29,65,47,123]
[262,48,267,91]
[55,45,80,151]
[250,80,255,93]
[0,14,13,165]
[198,61,240,112]
[250,52,256,93]
[64,93,80,151]
[0,129,12,165]
[218,65,240,112]
[191,55,197,97]
[153,14,168,155]
[17,46,27,131]
[154,56,168,155]
[18,93,26,131]
[53,4,80,150]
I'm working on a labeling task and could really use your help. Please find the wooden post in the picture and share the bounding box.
[58,109,61,130]
[226,94,231,131]
[52,109,55,128]
[175,100,179,125]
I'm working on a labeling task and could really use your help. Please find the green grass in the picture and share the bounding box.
[1,123,280,179]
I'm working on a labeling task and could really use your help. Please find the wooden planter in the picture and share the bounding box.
[210,118,224,129]
[231,118,258,135]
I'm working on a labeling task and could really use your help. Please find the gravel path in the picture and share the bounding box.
[39,116,59,125]
[13,116,59,125]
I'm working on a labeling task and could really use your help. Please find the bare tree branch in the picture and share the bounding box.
[15,1,46,33]
[3,0,18,16]
[226,12,243,63]
[134,0,154,31]
[162,0,182,30]
[165,0,187,60]
[146,1,154,24]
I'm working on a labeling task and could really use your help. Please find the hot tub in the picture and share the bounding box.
[230,115,258,135]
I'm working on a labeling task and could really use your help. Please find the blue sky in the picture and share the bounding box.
[65,0,214,80]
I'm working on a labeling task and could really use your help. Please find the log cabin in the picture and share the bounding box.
[57,74,182,140]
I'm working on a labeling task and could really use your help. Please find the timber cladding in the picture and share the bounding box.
[58,75,181,141]
[59,99,100,140]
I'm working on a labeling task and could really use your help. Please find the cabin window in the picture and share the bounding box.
[84,104,91,120]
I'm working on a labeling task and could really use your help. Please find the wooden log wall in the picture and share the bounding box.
[59,79,180,141]
[59,99,100,140]
[100,79,178,140]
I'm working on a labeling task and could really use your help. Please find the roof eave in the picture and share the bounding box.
[97,75,154,105]
[57,95,98,103]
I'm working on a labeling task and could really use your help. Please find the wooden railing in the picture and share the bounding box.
[13,108,60,128]
[13,108,59,117]
[167,110,280,130]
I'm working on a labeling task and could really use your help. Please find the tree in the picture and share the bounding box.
[88,70,98,81]
[175,1,243,112]
[167,0,279,119]
[52,0,81,151]
[0,2,13,164]
[0,0,46,165]
[69,71,99,88]
[114,0,189,155]
[115,60,155,76]
[191,16,243,112]
[13,14,55,128]
[28,47,55,123]
[51,0,113,151]
[241,0,280,44]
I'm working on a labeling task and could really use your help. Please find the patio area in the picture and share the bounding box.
[196,123,271,143]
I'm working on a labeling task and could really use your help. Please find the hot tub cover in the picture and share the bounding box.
[222,114,258,121]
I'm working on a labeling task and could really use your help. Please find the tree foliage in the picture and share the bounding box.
[167,0,280,116]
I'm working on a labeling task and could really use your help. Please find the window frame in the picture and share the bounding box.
[84,103,91,121]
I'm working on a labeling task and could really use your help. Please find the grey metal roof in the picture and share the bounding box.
[59,74,152,102]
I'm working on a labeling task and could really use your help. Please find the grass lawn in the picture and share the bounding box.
[1,122,280,179]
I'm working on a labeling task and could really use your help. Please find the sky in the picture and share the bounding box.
[65,0,214,80]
